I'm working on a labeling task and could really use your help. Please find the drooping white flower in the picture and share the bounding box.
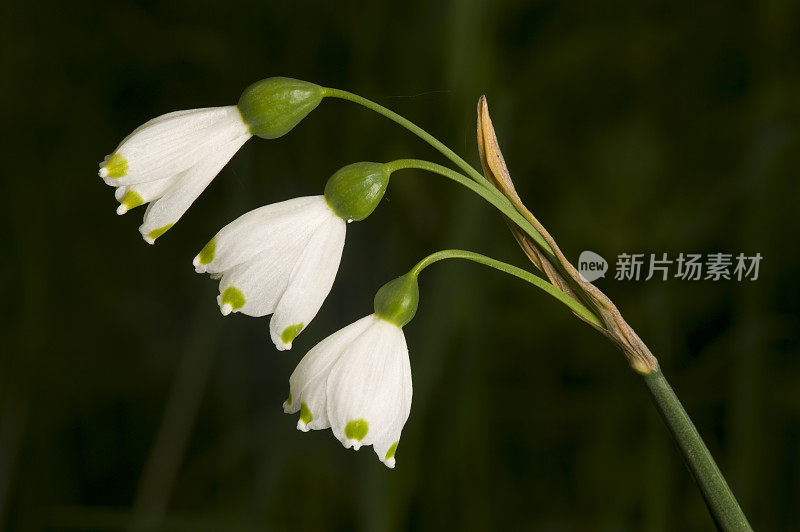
[98,106,252,243]
[193,196,346,350]
[283,314,413,468]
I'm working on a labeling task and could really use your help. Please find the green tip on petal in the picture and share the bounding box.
[221,286,246,310]
[147,223,174,243]
[121,190,144,210]
[198,237,216,265]
[385,442,399,460]
[101,153,128,178]
[285,392,292,406]
[299,403,313,425]
[345,419,369,441]
[281,323,304,345]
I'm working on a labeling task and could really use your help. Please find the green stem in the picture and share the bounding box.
[643,370,752,531]
[410,249,602,327]
[386,158,554,254]
[321,87,506,201]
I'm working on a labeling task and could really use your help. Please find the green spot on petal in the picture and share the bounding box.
[281,323,304,345]
[121,190,143,209]
[299,403,313,425]
[221,286,246,309]
[385,441,398,460]
[345,419,369,441]
[104,153,128,178]
[147,223,174,242]
[285,392,292,406]
[198,237,216,265]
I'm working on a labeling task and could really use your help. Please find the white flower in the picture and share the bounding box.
[98,106,252,244]
[283,314,412,468]
[193,196,346,350]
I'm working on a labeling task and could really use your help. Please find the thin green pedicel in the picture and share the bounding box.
[300,403,313,425]
[221,286,246,309]
[198,237,216,265]
[281,323,304,344]
[345,419,369,441]
[147,223,174,242]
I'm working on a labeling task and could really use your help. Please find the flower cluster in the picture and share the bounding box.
[99,77,413,467]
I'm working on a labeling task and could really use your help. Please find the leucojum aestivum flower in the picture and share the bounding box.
[98,77,752,529]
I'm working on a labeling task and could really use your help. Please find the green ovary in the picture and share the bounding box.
[147,223,174,242]
[221,286,246,309]
[104,153,128,178]
[385,442,398,460]
[300,403,313,425]
[281,323,304,344]
[345,419,369,441]
[198,237,216,265]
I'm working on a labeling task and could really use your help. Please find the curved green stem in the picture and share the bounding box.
[321,87,504,200]
[386,159,554,254]
[410,249,602,327]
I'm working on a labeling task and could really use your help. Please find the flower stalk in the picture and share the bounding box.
[409,249,602,328]
[645,370,751,531]
[475,95,751,530]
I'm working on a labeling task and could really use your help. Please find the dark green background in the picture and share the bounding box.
[3,0,799,530]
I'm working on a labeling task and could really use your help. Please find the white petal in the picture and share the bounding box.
[216,243,305,317]
[114,186,128,202]
[285,315,375,430]
[115,175,181,215]
[372,332,412,467]
[100,106,250,186]
[194,196,329,275]
[269,213,346,350]
[326,316,409,450]
[137,123,250,243]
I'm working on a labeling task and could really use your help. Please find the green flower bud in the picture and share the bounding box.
[237,77,324,139]
[324,162,390,222]
[374,273,419,327]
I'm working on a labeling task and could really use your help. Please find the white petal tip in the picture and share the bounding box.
[220,303,232,316]
[116,205,128,215]
[192,256,207,274]
[384,458,396,469]
[296,420,310,432]
[275,341,292,351]
[98,167,109,178]
[142,235,155,245]
[347,440,362,451]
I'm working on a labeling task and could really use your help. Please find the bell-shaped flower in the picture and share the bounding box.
[99,106,252,243]
[98,77,325,244]
[193,196,346,350]
[283,314,413,468]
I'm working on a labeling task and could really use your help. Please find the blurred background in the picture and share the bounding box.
[2,0,799,530]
